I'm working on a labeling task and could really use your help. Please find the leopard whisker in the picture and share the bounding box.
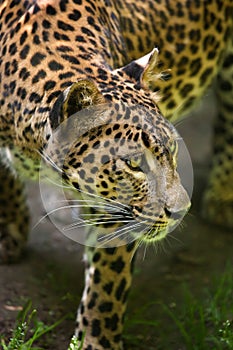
[80,213,130,218]
[59,198,129,213]
[62,219,133,231]
[39,151,131,215]
[41,175,73,189]
[33,203,127,230]
[104,221,148,245]
[142,240,148,261]
[76,187,131,213]
[50,186,130,215]
[134,224,152,253]
[39,150,64,174]
[142,225,155,260]
[97,220,147,245]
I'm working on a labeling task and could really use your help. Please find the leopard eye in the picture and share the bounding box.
[169,140,178,156]
[125,157,142,170]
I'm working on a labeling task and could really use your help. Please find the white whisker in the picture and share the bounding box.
[57,198,129,214]
[33,203,127,230]
[41,175,73,189]
[39,151,131,219]
[80,213,129,218]
[63,219,133,231]
[97,220,147,245]
[39,150,63,174]
[143,242,148,261]
[142,225,155,260]
[76,187,130,212]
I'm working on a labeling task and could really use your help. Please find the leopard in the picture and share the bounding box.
[0,0,232,349]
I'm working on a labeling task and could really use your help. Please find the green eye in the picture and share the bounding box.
[170,140,178,156]
[125,157,142,170]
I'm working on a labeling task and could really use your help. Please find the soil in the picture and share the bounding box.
[0,92,232,350]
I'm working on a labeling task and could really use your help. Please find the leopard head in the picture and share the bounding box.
[43,51,192,247]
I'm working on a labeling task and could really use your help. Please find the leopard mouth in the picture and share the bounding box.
[143,225,169,242]
[129,204,190,243]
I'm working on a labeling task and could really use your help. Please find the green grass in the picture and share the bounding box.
[0,300,84,350]
[125,264,233,349]
[163,266,233,349]
[1,266,232,350]
[67,336,84,350]
[0,300,70,350]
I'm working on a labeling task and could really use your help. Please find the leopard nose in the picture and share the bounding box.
[164,207,188,220]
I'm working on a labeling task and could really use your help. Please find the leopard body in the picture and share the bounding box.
[0,1,232,349]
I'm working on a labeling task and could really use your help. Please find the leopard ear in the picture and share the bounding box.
[140,48,162,89]
[121,48,171,90]
[62,79,106,118]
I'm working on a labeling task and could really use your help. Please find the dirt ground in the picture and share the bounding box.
[0,92,232,350]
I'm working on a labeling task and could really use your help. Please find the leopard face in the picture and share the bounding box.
[44,80,191,246]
